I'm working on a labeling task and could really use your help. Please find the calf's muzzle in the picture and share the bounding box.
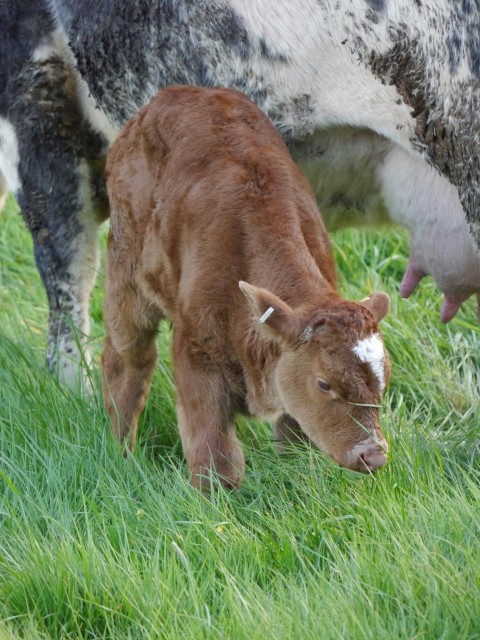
[343,437,389,473]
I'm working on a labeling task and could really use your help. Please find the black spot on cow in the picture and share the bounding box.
[62,0,254,127]
[216,9,251,59]
[460,0,476,15]
[0,0,56,114]
[365,9,380,23]
[447,29,462,72]
[444,6,480,78]
[365,0,385,11]
[269,94,315,140]
[466,20,480,78]
[259,38,289,63]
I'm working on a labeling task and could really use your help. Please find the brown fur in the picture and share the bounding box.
[102,86,391,490]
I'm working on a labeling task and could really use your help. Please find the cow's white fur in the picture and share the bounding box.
[75,76,118,145]
[0,117,21,195]
[31,28,68,63]
[352,333,386,391]
[229,0,416,145]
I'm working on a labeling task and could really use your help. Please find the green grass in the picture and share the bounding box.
[1,196,479,639]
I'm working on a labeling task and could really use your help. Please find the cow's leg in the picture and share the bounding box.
[6,48,110,391]
[15,149,107,391]
[274,413,309,448]
[173,332,245,491]
[102,285,162,451]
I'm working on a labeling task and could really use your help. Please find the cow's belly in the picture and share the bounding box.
[290,127,391,231]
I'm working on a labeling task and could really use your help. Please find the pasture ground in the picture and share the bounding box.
[1,196,479,639]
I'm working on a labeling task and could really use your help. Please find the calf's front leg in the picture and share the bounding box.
[174,333,245,491]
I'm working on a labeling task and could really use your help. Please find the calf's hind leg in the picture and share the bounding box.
[173,332,245,491]
[102,282,163,451]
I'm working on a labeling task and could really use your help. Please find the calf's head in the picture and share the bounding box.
[240,282,391,472]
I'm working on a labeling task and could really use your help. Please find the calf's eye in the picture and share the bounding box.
[317,379,331,393]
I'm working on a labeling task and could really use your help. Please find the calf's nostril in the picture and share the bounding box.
[360,448,388,471]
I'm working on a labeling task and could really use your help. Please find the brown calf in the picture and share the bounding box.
[102,86,391,490]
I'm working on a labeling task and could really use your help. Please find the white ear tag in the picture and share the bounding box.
[258,306,275,324]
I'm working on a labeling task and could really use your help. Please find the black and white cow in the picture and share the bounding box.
[1,0,479,389]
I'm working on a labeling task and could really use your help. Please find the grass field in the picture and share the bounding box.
[1,195,479,639]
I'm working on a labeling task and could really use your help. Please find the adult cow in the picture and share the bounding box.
[1,0,479,388]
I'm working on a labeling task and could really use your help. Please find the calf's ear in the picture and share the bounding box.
[360,292,390,322]
[239,281,301,345]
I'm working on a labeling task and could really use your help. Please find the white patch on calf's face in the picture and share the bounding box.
[352,333,385,391]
